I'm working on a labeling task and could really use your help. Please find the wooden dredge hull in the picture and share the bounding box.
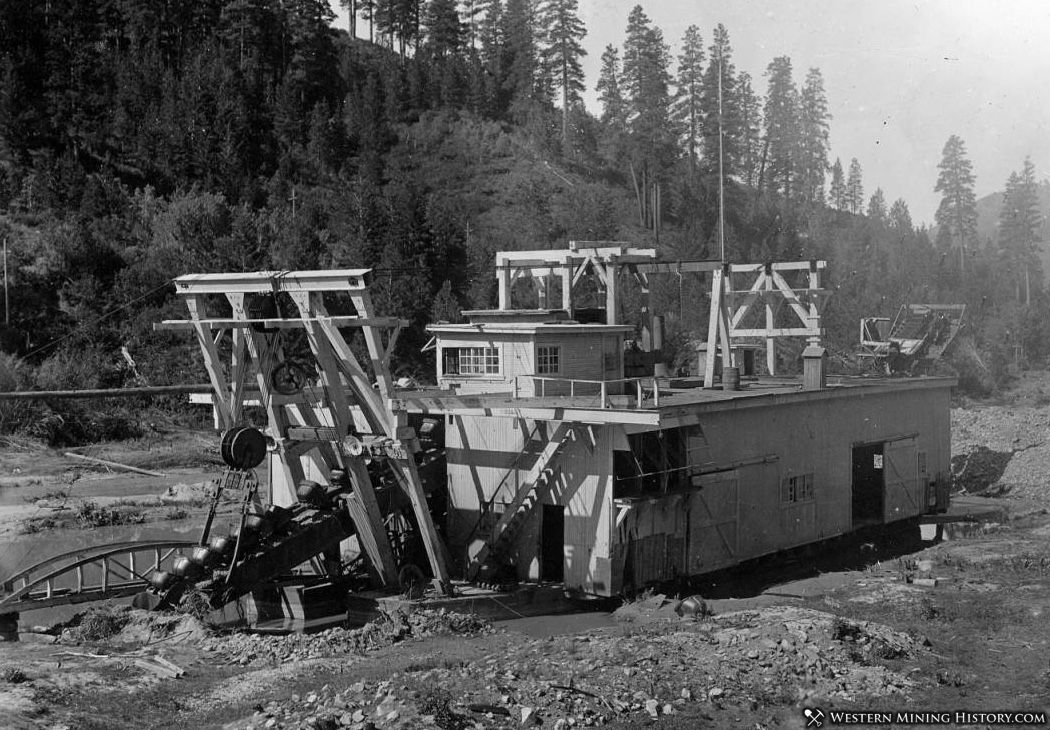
[409,376,953,597]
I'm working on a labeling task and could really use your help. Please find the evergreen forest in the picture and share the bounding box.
[0,1,1046,442]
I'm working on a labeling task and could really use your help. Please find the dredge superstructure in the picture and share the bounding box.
[1,244,952,627]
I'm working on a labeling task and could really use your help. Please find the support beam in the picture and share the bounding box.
[185,295,233,429]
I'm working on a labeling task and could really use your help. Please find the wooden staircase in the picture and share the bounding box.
[466,422,574,582]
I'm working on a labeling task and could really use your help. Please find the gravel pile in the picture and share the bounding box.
[951,406,1048,454]
[202,609,491,666]
[240,605,927,730]
[951,406,1050,500]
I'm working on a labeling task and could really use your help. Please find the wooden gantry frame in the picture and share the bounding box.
[704,260,828,386]
[496,241,719,324]
[160,270,451,595]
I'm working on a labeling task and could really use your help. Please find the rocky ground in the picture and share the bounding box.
[3,383,1050,729]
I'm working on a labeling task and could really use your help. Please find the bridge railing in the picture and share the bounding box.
[0,540,197,613]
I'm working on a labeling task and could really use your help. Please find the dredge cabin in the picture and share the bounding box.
[401,244,952,596]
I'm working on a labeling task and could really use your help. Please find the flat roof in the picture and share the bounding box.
[427,322,635,335]
[391,375,957,427]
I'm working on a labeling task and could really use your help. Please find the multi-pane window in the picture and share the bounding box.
[442,347,499,375]
[782,473,814,503]
[537,346,560,374]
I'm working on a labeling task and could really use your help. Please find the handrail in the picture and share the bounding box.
[514,375,663,409]
[1,541,196,598]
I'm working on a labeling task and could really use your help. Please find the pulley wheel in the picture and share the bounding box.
[220,426,267,470]
[271,361,308,395]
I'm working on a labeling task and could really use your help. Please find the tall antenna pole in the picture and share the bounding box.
[717,48,726,263]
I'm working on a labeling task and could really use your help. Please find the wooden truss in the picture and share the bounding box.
[705,261,828,385]
[496,241,719,324]
[160,269,452,594]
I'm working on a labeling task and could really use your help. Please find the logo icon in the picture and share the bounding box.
[804,708,825,727]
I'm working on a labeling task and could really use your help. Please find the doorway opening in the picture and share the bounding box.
[540,504,565,581]
[852,442,885,527]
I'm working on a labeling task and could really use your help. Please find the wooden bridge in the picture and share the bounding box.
[0,540,196,614]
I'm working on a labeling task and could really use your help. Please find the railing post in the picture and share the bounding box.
[76,566,84,593]
[601,380,607,408]
[636,378,643,407]
[513,376,518,399]
[570,380,575,398]
[653,377,660,408]
[102,559,109,592]
[540,378,545,398]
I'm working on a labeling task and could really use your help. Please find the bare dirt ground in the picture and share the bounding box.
[4,379,1050,729]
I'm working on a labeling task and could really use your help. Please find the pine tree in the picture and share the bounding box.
[889,198,913,233]
[867,187,886,221]
[934,134,977,272]
[375,0,421,56]
[845,157,863,214]
[538,0,587,150]
[359,0,378,41]
[829,157,846,210]
[736,71,761,188]
[339,0,358,36]
[699,24,739,178]
[461,0,483,48]
[423,0,464,57]
[476,0,503,111]
[672,25,704,168]
[596,44,625,128]
[501,0,540,117]
[762,56,797,198]
[999,157,1043,303]
[621,5,673,231]
[797,67,830,204]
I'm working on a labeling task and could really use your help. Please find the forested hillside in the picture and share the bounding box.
[0,1,1046,439]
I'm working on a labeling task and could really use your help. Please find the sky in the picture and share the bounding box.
[333,1,1050,225]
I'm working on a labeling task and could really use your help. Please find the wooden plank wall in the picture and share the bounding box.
[445,416,614,590]
[611,384,952,593]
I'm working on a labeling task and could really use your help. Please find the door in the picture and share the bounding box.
[884,440,920,522]
[851,443,885,527]
[688,472,739,572]
[540,505,565,581]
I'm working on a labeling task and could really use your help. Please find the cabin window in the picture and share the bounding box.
[442,347,499,375]
[782,473,814,503]
[537,346,560,374]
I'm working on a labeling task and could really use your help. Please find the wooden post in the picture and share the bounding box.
[185,295,233,429]
[561,261,573,316]
[288,291,399,584]
[765,267,777,375]
[498,265,512,310]
[808,260,822,348]
[605,257,619,324]
[704,268,733,388]
[349,290,394,399]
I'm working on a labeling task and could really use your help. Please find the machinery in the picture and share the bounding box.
[146,269,454,616]
[859,304,966,375]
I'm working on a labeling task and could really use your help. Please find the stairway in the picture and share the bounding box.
[466,422,574,582]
